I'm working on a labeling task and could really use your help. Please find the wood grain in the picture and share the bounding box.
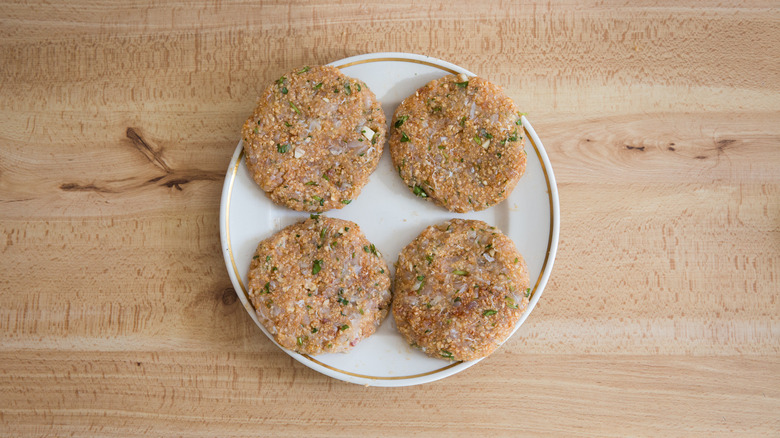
[1,0,778,436]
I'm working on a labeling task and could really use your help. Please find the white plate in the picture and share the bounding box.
[220,52,560,387]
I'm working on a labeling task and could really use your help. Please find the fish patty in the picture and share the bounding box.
[392,219,530,361]
[242,65,386,212]
[247,216,391,355]
[389,74,526,212]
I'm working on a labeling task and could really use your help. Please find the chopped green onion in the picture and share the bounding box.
[454,297,461,303]
[452,269,469,276]
[289,101,301,114]
[337,297,349,306]
[312,259,322,275]
[296,337,303,346]
[483,309,497,316]
[339,324,349,331]
[311,327,318,333]
[363,244,378,256]
[395,115,409,128]
[313,82,323,90]
[412,185,428,198]
[425,254,434,264]
[252,255,259,260]
[455,81,469,88]
[297,66,310,74]
[304,181,317,186]
[277,143,289,153]
[400,132,410,142]
[281,86,288,94]
[275,76,286,84]
[441,350,454,359]
[263,282,270,294]
[524,288,532,298]
[341,199,352,205]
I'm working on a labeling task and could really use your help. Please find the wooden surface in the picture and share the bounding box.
[1,1,779,436]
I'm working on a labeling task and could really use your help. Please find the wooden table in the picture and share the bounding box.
[2,1,778,435]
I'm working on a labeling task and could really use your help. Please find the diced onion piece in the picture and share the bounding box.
[361,126,375,141]
[482,139,491,149]
[294,148,305,158]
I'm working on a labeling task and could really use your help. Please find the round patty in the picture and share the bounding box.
[246,216,391,355]
[389,74,526,213]
[392,219,530,361]
[242,65,386,212]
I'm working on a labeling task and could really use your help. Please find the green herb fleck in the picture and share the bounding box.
[281,86,288,94]
[263,282,270,294]
[276,143,289,153]
[395,115,409,128]
[313,82,323,90]
[344,83,352,95]
[289,101,301,115]
[284,121,292,127]
[252,255,259,260]
[310,213,320,220]
[363,244,378,256]
[296,337,303,346]
[412,185,428,198]
[524,288,532,298]
[425,254,434,264]
[339,324,349,331]
[311,327,318,333]
[265,255,271,262]
[508,129,519,142]
[312,259,322,275]
[454,297,461,303]
[341,199,352,205]
[514,257,519,263]
[275,76,286,85]
[321,173,330,181]
[483,309,498,316]
[312,195,324,206]
[380,269,385,274]
[459,116,466,127]
[400,132,410,142]
[455,81,469,88]
[337,296,349,306]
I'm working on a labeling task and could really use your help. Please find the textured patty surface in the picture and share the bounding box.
[247,216,391,355]
[242,65,386,212]
[392,219,530,361]
[389,74,526,212]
